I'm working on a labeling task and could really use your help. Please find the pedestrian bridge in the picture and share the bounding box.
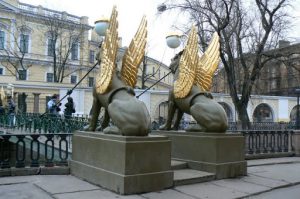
[135,90,299,123]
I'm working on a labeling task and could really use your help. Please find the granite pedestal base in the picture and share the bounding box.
[155,131,247,179]
[70,131,173,195]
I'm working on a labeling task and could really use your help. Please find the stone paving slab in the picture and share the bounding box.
[248,163,300,184]
[54,189,143,199]
[245,184,300,199]
[211,178,270,195]
[174,182,248,199]
[0,183,53,199]
[1,158,300,198]
[241,174,289,188]
[141,189,197,199]
[247,157,300,167]
[33,175,100,194]
[0,175,39,185]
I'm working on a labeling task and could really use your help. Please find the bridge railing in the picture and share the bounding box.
[0,133,72,169]
[228,130,295,159]
[0,113,90,134]
[228,121,296,131]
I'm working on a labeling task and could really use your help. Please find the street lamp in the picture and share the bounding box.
[166,32,181,49]
[94,17,109,37]
[136,32,182,98]
[7,83,14,98]
[295,88,300,129]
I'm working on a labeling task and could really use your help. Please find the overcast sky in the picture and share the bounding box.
[19,0,300,65]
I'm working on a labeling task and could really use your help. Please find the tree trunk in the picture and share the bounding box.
[236,102,251,129]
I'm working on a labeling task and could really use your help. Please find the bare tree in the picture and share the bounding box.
[159,0,291,128]
[0,19,32,78]
[43,14,86,83]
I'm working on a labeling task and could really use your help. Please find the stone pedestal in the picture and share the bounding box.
[70,131,173,195]
[155,131,247,179]
[292,130,300,156]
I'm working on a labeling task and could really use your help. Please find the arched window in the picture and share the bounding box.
[218,102,233,122]
[154,101,168,124]
[290,105,300,121]
[253,103,274,122]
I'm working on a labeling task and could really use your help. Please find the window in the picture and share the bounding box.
[88,77,94,87]
[70,75,77,84]
[71,42,79,60]
[47,38,55,56]
[20,34,29,53]
[89,50,95,63]
[46,73,54,82]
[0,31,5,50]
[0,68,3,75]
[18,69,27,80]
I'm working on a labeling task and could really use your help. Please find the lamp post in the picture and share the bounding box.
[7,83,14,98]
[296,88,300,129]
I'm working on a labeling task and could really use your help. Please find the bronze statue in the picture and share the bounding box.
[87,6,150,136]
[160,27,228,132]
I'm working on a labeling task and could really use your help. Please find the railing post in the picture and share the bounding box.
[277,131,283,152]
[0,135,11,169]
[262,131,268,153]
[15,135,26,168]
[248,131,254,154]
[45,134,54,167]
[30,135,40,167]
[270,131,275,153]
[283,131,289,152]
[256,131,262,154]
[58,134,68,166]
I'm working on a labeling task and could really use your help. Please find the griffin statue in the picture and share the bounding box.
[159,26,228,132]
[87,6,151,136]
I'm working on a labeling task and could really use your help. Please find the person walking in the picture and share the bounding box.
[64,97,75,119]
[7,95,15,128]
[47,94,59,116]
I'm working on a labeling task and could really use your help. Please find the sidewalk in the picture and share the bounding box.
[1,157,300,199]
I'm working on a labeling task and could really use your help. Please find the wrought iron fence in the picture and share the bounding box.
[0,133,72,168]
[0,113,89,133]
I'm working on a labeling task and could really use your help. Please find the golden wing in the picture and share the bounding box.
[95,6,119,94]
[195,32,220,91]
[0,86,6,105]
[174,26,199,98]
[121,16,147,87]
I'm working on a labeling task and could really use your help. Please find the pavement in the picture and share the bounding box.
[1,157,300,199]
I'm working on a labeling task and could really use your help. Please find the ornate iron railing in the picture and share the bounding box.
[0,113,89,133]
[239,130,294,157]
[228,122,296,131]
[0,132,72,168]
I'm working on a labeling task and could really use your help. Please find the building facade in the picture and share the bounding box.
[211,41,300,122]
[0,0,173,117]
[212,41,300,97]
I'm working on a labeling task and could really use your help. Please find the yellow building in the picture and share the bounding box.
[0,0,172,116]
